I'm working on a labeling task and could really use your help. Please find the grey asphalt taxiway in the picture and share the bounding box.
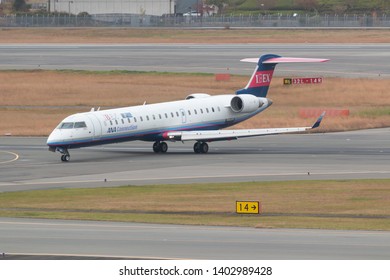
[0,43,389,78]
[1,127,390,260]
[1,217,389,259]
[1,128,390,192]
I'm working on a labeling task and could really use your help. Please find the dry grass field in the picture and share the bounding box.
[0,28,390,43]
[0,28,389,136]
[1,180,389,230]
[0,70,389,136]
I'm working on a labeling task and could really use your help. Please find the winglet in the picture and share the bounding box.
[311,112,326,129]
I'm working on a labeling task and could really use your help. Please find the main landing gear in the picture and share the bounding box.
[153,141,209,154]
[153,141,168,153]
[193,141,209,154]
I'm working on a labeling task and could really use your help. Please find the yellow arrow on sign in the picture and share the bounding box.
[236,201,260,214]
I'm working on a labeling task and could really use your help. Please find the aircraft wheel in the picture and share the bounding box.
[160,142,168,153]
[200,142,209,154]
[193,142,201,154]
[61,155,70,162]
[153,142,161,153]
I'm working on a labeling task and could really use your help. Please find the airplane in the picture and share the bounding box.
[47,53,328,162]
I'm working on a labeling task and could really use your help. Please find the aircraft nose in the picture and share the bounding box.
[47,129,62,145]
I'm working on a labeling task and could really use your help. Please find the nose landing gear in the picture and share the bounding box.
[56,147,70,162]
[61,154,70,162]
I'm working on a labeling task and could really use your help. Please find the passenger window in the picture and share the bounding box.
[134,117,137,122]
[115,120,118,125]
[146,116,150,121]
[171,112,174,118]
[128,118,131,123]
[218,107,221,112]
[110,121,113,126]
[159,114,162,119]
[140,116,143,122]
[188,110,191,116]
[121,119,124,124]
[206,108,209,113]
[200,109,204,114]
[153,115,156,120]
[194,109,197,115]
[212,107,215,112]
[165,113,168,118]
[176,112,179,117]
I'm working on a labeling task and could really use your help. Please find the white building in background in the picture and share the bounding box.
[48,0,173,16]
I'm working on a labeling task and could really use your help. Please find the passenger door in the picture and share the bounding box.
[179,109,186,124]
[86,114,102,140]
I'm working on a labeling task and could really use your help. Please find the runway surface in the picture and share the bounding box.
[1,125,389,261]
[0,43,389,78]
[0,128,390,192]
[1,217,389,260]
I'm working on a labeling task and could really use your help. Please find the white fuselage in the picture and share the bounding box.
[46,53,328,161]
[47,94,271,149]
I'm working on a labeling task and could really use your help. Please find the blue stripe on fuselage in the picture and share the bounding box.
[47,120,227,149]
[47,107,266,149]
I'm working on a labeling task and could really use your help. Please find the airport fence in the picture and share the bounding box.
[1,13,389,28]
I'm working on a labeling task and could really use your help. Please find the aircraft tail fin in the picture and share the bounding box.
[236,54,329,97]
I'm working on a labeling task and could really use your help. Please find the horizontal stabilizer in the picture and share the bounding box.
[241,57,329,64]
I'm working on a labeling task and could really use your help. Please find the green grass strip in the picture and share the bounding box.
[0,179,389,230]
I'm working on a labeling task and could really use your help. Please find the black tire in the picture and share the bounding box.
[153,142,160,153]
[160,142,168,153]
[193,142,201,154]
[200,142,209,154]
[61,155,70,162]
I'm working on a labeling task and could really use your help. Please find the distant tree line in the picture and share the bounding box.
[13,0,28,12]
[207,0,390,14]
[3,0,390,15]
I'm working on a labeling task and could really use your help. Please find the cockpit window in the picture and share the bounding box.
[58,122,87,129]
[74,122,87,128]
[59,122,74,129]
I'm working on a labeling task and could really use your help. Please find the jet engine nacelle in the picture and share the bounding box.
[230,94,263,113]
[185,93,211,100]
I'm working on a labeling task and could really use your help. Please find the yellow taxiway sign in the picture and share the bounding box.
[236,201,260,214]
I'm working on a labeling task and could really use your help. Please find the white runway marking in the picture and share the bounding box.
[0,151,19,165]
[2,170,389,187]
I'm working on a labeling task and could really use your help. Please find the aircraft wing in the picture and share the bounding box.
[166,112,325,142]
